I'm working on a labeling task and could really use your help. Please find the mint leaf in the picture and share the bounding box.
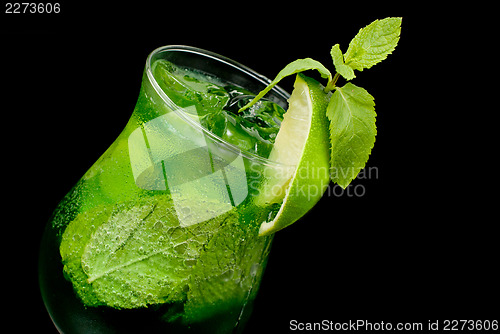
[60,195,235,309]
[239,58,332,112]
[183,216,269,324]
[344,17,402,71]
[330,44,355,80]
[60,204,112,306]
[327,83,376,188]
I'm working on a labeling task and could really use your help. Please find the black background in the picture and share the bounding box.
[1,1,497,333]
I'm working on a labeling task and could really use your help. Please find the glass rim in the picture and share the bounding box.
[145,45,292,168]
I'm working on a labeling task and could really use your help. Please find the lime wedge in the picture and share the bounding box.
[257,74,331,236]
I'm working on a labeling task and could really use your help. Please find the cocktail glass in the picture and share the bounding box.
[39,45,291,333]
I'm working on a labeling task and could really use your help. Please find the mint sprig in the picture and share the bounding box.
[239,17,402,189]
[238,58,332,111]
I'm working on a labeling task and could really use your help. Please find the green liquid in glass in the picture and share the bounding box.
[39,47,289,334]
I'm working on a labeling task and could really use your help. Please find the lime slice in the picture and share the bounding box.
[257,74,331,236]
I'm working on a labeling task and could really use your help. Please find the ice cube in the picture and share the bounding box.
[152,60,286,160]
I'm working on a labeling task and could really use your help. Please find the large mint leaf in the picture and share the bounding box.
[60,195,235,309]
[327,83,376,188]
[60,204,112,306]
[343,17,402,72]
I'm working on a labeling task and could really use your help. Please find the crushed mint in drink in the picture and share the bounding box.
[153,59,230,115]
[153,59,286,159]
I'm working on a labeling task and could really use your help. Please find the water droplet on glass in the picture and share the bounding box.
[181,206,191,216]
[250,263,259,277]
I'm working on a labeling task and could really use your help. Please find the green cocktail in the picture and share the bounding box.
[40,18,401,334]
[39,46,291,333]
